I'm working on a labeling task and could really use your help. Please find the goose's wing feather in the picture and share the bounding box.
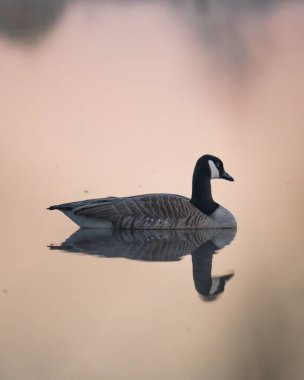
[74,194,189,217]
[72,194,213,229]
[48,197,118,211]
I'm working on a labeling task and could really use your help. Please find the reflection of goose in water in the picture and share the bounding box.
[50,228,236,301]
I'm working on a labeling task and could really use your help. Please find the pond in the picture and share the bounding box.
[0,1,303,379]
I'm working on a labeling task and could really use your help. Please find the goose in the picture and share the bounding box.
[48,154,236,229]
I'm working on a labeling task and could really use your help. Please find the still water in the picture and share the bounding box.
[1,1,304,379]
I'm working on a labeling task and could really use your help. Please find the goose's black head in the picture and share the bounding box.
[196,154,234,182]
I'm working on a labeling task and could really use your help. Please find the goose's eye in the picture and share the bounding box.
[216,162,221,168]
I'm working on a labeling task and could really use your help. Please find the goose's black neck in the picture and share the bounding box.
[190,166,219,216]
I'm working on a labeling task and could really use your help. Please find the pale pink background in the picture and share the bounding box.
[0,2,303,379]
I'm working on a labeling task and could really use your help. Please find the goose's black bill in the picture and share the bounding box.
[221,171,234,181]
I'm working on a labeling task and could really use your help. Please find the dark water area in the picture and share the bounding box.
[0,1,304,379]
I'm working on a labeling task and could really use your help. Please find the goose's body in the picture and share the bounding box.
[48,155,237,229]
[49,193,236,229]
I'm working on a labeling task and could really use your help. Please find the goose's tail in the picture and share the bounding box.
[47,204,73,211]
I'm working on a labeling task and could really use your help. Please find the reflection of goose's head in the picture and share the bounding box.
[200,273,234,302]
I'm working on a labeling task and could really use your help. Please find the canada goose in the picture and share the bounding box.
[49,228,236,301]
[48,154,236,229]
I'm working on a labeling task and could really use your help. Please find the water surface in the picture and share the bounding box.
[1,1,304,379]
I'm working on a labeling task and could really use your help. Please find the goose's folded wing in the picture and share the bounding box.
[48,197,118,211]
[73,194,194,220]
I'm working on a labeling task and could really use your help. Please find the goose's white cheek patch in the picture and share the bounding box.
[209,278,220,296]
[208,160,220,179]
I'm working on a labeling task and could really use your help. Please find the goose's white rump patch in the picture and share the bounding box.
[208,160,220,179]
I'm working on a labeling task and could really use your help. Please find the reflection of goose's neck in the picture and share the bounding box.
[191,241,215,296]
[191,168,219,215]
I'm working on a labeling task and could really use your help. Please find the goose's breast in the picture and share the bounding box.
[209,206,237,229]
